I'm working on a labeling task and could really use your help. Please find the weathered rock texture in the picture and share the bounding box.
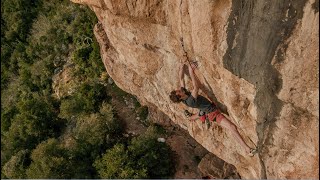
[71,0,319,179]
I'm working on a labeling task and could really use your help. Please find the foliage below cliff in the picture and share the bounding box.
[1,0,174,178]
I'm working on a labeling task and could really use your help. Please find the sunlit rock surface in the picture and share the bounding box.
[71,0,319,178]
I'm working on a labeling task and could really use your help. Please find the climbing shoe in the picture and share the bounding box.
[184,110,193,118]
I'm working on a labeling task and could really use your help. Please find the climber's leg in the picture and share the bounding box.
[218,116,251,154]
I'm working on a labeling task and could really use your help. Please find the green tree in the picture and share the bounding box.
[59,82,109,119]
[1,93,62,167]
[94,126,174,179]
[94,144,148,179]
[1,0,41,89]
[26,138,72,178]
[1,106,17,133]
[128,128,174,178]
[64,103,123,178]
[58,97,83,119]
[1,77,20,132]
[15,93,60,138]
[72,39,104,79]
[72,103,122,157]
[2,150,29,179]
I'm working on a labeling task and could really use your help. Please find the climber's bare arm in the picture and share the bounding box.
[179,63,185,88]
[179,55,188,88]
[188,63,199,98]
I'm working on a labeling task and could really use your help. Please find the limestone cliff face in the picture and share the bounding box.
[71,0,319,179]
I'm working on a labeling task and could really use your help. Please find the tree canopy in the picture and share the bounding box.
[1,0,175,178]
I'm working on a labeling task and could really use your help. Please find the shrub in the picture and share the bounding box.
[71,103,123,157]
[26,138,72,179]
[1,92,62,170]
[2,150,29,179]
[62,103,124,178]
[128,130,174,178]
[94,127,174,179]
[59,82,110,119]
[136,106,149,126]
[93,144,148,179]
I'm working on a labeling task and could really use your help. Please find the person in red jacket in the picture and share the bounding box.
[169,57,256,156]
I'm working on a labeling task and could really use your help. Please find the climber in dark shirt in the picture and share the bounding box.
[169,56,256,156]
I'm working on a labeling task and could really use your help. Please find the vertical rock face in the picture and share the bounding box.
[71,0,319,179]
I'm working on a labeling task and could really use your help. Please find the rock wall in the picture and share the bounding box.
[71,0,319,179]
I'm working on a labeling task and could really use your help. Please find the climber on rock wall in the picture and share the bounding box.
[169,55,257,156]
